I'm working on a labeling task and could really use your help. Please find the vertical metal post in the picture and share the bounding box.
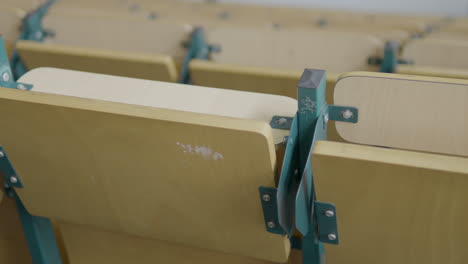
[379,41,398,73]
[294,69,327,264]
[1,146,63,264]
[179,27,211,84]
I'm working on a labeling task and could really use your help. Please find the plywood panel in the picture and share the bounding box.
[21,68,295,144]
[43,12,192,58]
[207,27,382,73]
[397,65,468,80]
[17,41,179,82]
[402,38,468,69]
[57,222,283,264]
[190,60,343,141]
[334,72,468,156]
[313,141,468,264]
[0,69,292,262]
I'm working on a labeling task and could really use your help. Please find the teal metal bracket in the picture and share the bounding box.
[259,69,359,264]
[259,187,286,235]
[270,116,293,130]
[368,41,413,73]
[11,0,56,79]
[328,105,358,123]
[179,27,220,84]
[1,147,63,264]
[0,36,33,90]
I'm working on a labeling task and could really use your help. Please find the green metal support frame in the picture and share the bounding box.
[0,37,62,264]
[260,69,359,264]
[179,27,220,84]
[0,37,32,90]
[368,41,413,73]
[10,0,56,79]
[1,147,63,264]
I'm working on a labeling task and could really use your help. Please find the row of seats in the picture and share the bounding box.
[0,1,468,264]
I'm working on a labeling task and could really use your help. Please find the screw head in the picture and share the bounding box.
[267,221,276,229]
[10,176,18,184]
[35,31,43,39]
[276,117,288,126]
[341,109,354,120]
[262,194,271,202]
[0,151,4,158]
[324,210,335,217]
[147,11,158,20]
[2,72,10,82]
[17,84,27,90]
[328,233,337,241]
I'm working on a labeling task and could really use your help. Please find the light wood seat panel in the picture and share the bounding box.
[17,41,179,82]
[1,68,295,262]
[334,72,468,156]
[402,38,468,69]
[313,141,468,264]
[397,65,468,80]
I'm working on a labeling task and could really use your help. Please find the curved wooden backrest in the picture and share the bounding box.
[313,141,468,264]
[334,72,468,156]
[207,27,383,73]
[402,38,468,69]
[42,12,192,58]
[397,64,468,80]
[17,41,179,82]
[3,0,41,11]
[4,68,295,262]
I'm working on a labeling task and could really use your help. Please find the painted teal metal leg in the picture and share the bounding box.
[0,36,33,89]
[1,146,62,264]
[379,41,398,73]
[302,228,325,264]
[13,193,63,264]
[11,0,56,79]
[179,27,211,84]
[295,69,327,236]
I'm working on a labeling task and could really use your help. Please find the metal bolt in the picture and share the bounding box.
[0,151,4,158]
[328,233,337,241]
[324,210,335,217]
[17,84,26,90]
[147,11,158,20]
[35,31,43,40]
[10,176,18,184]
[276,117,288,126]
[2,72,10,82]
[262,194,271,202]
[341,109,354,120]
[267,221,276,229]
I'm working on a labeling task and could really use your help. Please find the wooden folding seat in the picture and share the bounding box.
[397,38,468,79]
[0,66,298,263]
[16,8,191,82]
[190,27,383,100]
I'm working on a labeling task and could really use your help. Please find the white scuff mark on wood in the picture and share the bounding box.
[176,142,224,160]
[299,96,316,114]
